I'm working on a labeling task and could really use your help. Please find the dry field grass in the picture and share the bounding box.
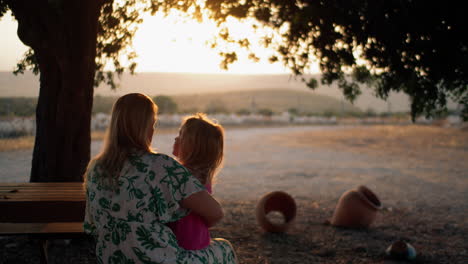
[282,125,467,159]
[0,129,180,152]
[0,136,35,152]
[0,132,108,152]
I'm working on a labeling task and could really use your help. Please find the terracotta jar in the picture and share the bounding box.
[256,191,297,233]
[330,185,382,228]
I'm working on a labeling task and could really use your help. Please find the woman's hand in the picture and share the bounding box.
[180,190,224,227]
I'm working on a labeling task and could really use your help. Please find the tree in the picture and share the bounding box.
[201,0,467,120]
[1,0,467,182]
[152,95,178,114]
[1,0,103,182]
[0,0,150,182]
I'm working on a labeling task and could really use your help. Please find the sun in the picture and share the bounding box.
[132,13,296,74]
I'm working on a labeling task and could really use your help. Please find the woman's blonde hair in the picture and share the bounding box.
[178,113,224,185]
[86,93,158,186]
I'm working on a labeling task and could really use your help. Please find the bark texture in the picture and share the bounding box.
[7,0,102,182]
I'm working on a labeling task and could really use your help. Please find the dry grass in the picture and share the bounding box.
[274,124,468,161]
[0,128,180,152]
[0,136,35,152]
[0,133,108,152]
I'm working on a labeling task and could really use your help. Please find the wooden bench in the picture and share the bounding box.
[0,182,88,264]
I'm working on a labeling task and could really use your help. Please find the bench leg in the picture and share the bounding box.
[39,239,49,264]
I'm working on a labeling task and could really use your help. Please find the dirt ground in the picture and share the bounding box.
[1,124,467,263]
[214,125,468,264]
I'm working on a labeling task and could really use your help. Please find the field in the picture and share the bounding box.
[1,70,416,117]
[0,124,467,263]
[0,88,361,118]
[0,131,108,152]
[172,89,360,114]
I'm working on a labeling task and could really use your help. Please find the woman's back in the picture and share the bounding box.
[85,151,206,263]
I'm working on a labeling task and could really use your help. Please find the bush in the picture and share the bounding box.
[0,98,37,117]
[322,109,338,118]
[258,108,274,117]
[288,108,299,116]
[236,109,251,116]
[365,108,377,117]
[205,100,228,114]
[92,96,116,114]
[153,95,178,114]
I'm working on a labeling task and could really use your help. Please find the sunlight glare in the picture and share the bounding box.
[0,10,319,74]
[0,12,28,71]
[132,13,298,74]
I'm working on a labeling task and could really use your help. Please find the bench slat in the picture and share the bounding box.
[0,201,85,222]
[0,189,84,195]
[0,183,86,223]
[0,182,84,187]
[1,196,84,199]
[1,197,85,201]
[0,222,84,235]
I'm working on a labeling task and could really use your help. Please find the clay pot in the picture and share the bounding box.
[256,191,297,233]
[386,240,417,260]
[330,185,382,228]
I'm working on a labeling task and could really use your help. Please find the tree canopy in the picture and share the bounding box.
[202,0,468,120]
[3,0,466,120]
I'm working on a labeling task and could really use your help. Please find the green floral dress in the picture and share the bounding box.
[84,152,237,264]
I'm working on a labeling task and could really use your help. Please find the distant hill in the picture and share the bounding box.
[0,71,416,113]
[0,89,359,116]
[172,89,360,114]
[0,71,40,97]
[0,71,319,96]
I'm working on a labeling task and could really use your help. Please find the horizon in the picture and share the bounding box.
[0,71,416,113]
[0,69,316,76]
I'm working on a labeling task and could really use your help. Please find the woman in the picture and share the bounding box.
[84,93,237,263]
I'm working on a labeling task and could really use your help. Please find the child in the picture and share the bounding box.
[168,113,225,250]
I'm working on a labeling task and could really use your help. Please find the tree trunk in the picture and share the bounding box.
[7,0,102,182]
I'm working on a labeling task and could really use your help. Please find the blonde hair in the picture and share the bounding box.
[178,113,224,185]
[86,93,158,186]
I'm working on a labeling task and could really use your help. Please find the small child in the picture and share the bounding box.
[168,113,224,250]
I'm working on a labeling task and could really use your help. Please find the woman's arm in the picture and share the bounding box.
[180,190,224,227]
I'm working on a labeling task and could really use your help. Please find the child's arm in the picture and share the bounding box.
[180,190,223,227]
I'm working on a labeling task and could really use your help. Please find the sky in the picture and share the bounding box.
[0,11,319,75]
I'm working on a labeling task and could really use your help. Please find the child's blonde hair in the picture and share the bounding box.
[178,113,224,185]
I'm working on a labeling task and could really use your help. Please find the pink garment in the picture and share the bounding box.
[168,184,212,250]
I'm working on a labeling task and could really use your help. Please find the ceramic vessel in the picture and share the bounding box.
[386,240,417,260]
[256,191,297,232]
[330,185,382,228]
